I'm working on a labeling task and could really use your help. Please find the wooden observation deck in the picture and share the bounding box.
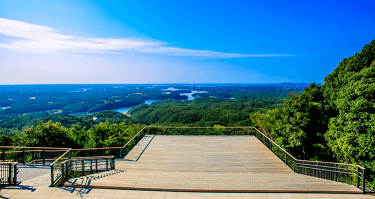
[65,135,363,194]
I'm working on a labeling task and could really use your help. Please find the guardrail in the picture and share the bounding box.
[0,146,70,166]
[50,149,71,187]
[144,126,254,135]
[50,155,115,187]
[294,160,366,191]
[70,156,115,176]
[251,127,369,194]
[0,162,19,187]
[70,126,147,159]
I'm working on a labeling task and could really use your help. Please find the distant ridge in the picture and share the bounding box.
[277,82,309,87]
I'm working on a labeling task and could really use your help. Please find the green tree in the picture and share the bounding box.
[22,121,74,147]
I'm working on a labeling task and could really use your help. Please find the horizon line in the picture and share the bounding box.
[0,82,310,85]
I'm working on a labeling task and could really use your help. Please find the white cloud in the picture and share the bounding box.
[134,47,293,58]
[0,18,294,58]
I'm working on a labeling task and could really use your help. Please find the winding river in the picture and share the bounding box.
[69,88,207,116]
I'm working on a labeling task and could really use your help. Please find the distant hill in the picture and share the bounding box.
[0,110,130,131]
[276,82,309,87]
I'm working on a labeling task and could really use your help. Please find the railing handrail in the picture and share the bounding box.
[71,147,123,151]
[70,156,114,160]
[123,126,146,148]
[28,159,59,163]
[0,146,70,150]
[251,127,366,170]
[147,126,254,129]
[0,161,17,165]
[3,150,68,154]
[296,159,366,170]
[251,127,298,161]
[50,149,71,166]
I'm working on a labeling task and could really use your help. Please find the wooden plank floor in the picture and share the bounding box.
[66,135,362,193]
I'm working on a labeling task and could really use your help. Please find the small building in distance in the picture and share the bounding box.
[93,117,100,122]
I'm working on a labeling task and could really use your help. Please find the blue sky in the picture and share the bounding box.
[0,0,374,84]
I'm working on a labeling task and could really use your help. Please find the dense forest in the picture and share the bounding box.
[0,85,172,119]
[128,97,284,126]
[0,40,374,188]
[251,40,375,188]
[0,83,306,120]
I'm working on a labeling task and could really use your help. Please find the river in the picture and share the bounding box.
[69,100,159,116]
[69,88,207,116]
[162,87,207,100]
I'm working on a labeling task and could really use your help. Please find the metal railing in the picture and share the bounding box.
[70,126,147,159]
[50,149,71,187]
[0,162,19,186]
[70,156,115,176]
[294,160,366,191]
[251,127,369,193]
[0,146,70,166]
[50,153,115,187]
[144,126,254,136]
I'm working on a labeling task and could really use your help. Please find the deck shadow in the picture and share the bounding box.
[124,135,155,162]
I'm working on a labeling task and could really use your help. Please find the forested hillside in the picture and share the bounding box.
[251,40,375,188]
[0,111,130,131]
[129,97,284,126]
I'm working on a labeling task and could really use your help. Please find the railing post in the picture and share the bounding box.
[335,164,337,181]
[96,159,98,172]
[43,149,46,165]
[51,165,54,186]
[324,163,329,179]
[62,163,65,185]
[357,167,360,188]
[22,149,26,164]
[81,160,84,176]
[91,159,93,174]
[284,152,287,163]
[102,149,105,156]
[106,158,108,170]
[2,148,4,161]
[362,168,366,194]
[13,164,17,185]
[112,157,115,170]
[8,163,12,185]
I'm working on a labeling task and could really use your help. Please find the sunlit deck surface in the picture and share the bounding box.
[66,135,362,193]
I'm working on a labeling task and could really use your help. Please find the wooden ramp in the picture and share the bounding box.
[65,135,362,193]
